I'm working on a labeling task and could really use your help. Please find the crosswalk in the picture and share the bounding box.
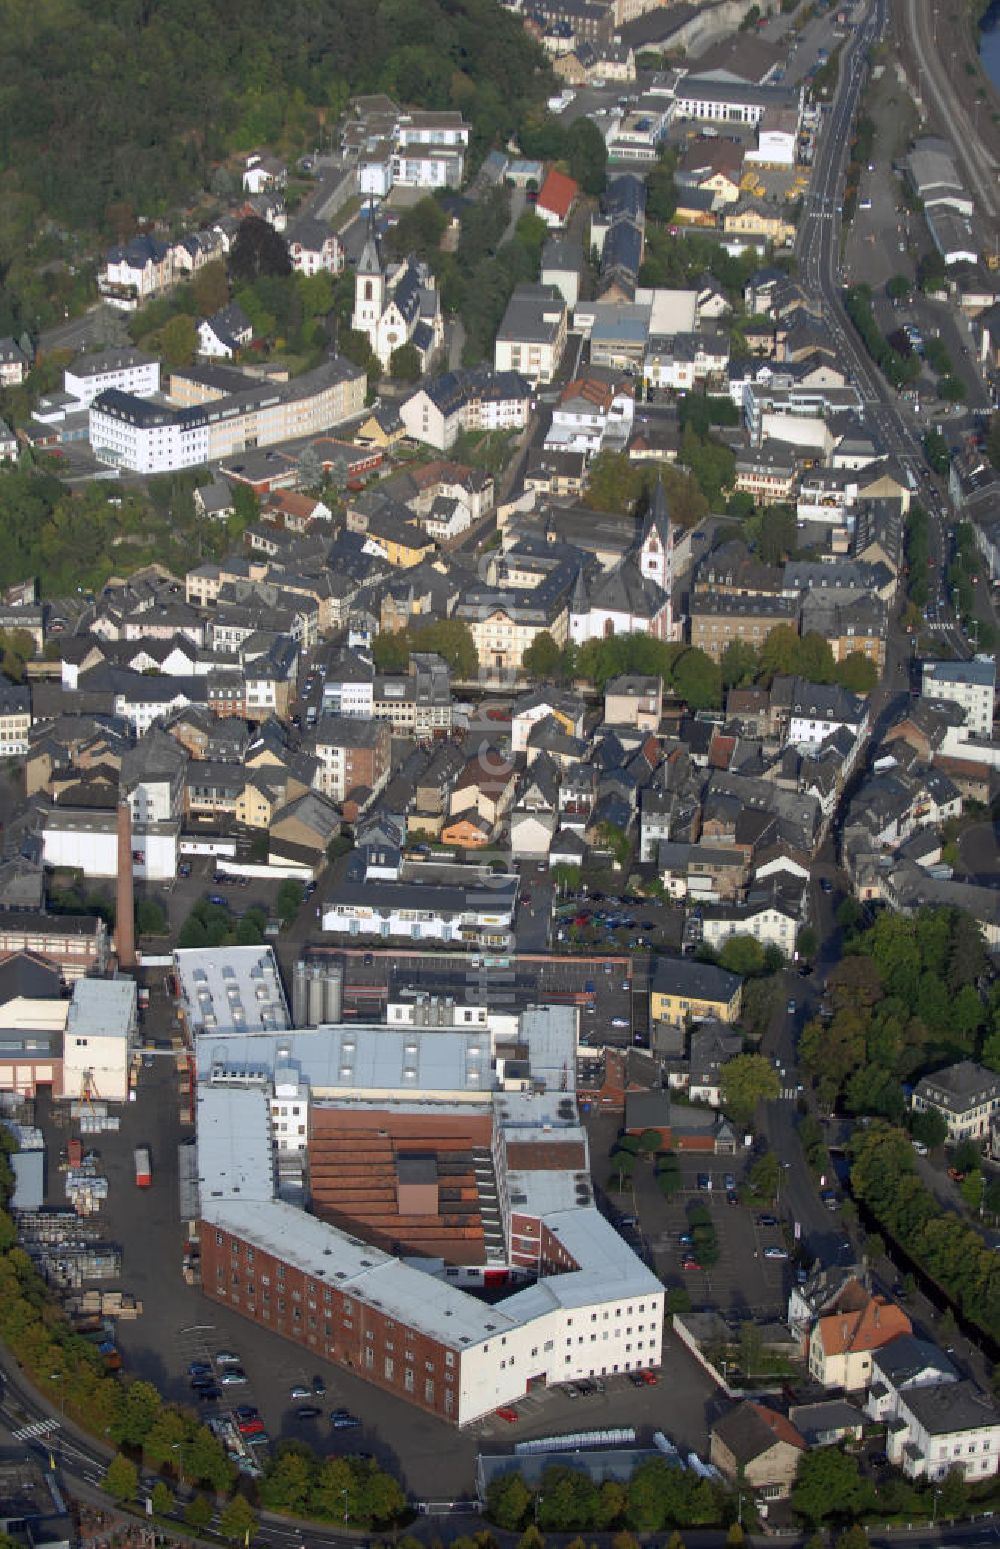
[780,1087,799,1101]
[12,1418,59,1441]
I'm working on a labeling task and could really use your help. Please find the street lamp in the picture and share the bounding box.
[932,1485,942,1523]
[48,1371,66,1415]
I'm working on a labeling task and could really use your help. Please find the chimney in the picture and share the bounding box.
[115,800,136,971]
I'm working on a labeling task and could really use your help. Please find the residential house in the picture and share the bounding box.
[887,1382,1000,1482]
[287,216,343,276]
[920,657,996,737]
[649,957,743,1029]
[536,169,579,229]
[604,675,662,731]
[310,716,391,805]
[400,368,530,452]
[866,1334,959,1424]
[546,375,635,456]
[710,1404,806,1501]
[449,750,517,827]
[911,1061,1000,1143]
[807,1294,912,1390]
[690,593,799,662]
[197,305,253,360]
[511,688,586,755]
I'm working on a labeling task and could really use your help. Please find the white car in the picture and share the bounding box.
[764,1246,789,1261]
[611,1016,629,1028]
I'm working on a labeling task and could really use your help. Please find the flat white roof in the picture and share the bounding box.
[197,1025,494,1098]
[175,946,289,1037]
[197,1086,275,1202]
[66,977,136,1041]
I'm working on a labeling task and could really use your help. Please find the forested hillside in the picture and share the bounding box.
[0,0,550,325]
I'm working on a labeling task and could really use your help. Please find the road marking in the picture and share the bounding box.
[12,1418,59,1441]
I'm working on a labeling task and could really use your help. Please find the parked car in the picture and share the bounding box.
[296,1406,323,1420]
[723,1173,735,1191]
[697,1173,712,1190]
[611,1016,629,1028]
[764,1246,789,1260]
[196,1385,220,1402]
[681,1258,702,1272]
[495,1406,519,1423]
[220,1369,248,1386]
[629,1372,647,1388]
[330,1409,361,1429]
[188,1361,212,1377]
[290,1385,311,1399]
[756,1214,778,1227]
[638,1369,658,1385]
[312,1376,327,1396]
[215,1350,240,1365]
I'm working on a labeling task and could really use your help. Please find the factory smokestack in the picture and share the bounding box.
[115,800,136,971]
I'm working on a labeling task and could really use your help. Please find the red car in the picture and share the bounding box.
[496,1406,520,1423]
[681,1259,702,1272]
[237,1419,265,1436]
[574,915,588,926]
[639,1369,658,1385]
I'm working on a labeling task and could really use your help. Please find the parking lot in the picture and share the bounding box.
[587,1115,794,1323]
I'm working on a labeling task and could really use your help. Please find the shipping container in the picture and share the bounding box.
[134,1147,152,1188]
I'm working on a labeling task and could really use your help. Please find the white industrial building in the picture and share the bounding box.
[192,998,664,1427]
[61,978,137,1104]
[41,809,179,880]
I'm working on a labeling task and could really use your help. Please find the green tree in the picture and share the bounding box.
[720,1053,780,1124]
[184,1495,214,1532]
[759,623,801,682]
[791,1447,874,1526]
[486,1472,534,1531]
[193,261,231,318]
[834,653,878,694]
[673,647,722,711]
[110,1378,162,1446]
[748,1151,779,1201]
[154,313,197,369]
[521,630,563,680]
[151,1481,175,1518]
[389,343,422,381]
[104,1453,139,1504]
[276,879,304,925]
[566,116,608,195]
[718,934,764,977]
[219,1494,258,1544]
[719,638,759,689]
[916,1115,947,1152]
[797,925,818,960]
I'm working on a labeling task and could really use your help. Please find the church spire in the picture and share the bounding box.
[357,204,383,277]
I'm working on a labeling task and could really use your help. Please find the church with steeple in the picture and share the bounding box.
[351,212,444,372]
[568,475,677,644]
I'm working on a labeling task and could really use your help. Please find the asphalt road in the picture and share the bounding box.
[796,0,969,660]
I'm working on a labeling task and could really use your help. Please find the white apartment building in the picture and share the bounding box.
[495,285,568,385]
[90,358,366,474]
[0,684,30,756]
[921,656,996,737]
[64,349,160,410]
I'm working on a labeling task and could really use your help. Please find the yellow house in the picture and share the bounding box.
[236,778,282,830]
[354,405,405,451]
[366,515,436,569]
[649,958,743,1027]
[807,1296,912,1391]
[723,201,796,248]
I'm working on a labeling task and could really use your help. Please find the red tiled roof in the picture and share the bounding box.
[538,168,578,220]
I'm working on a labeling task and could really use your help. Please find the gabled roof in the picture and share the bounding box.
[537,168,579,221]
